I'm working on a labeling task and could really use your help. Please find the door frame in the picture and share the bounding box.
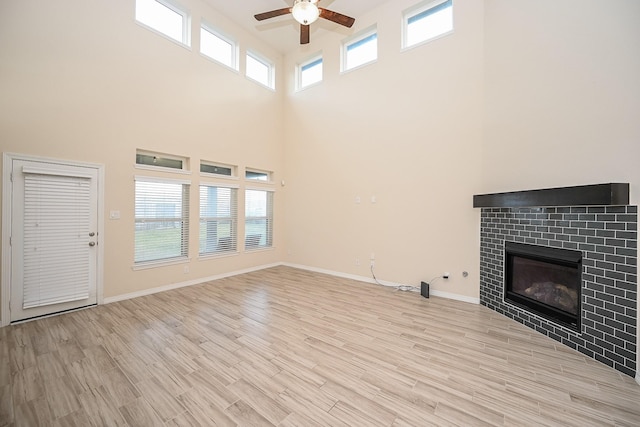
[2,153,105,326]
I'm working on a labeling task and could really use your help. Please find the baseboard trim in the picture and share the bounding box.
[430,289,480,305]
[103,261,480,306]
[282,262,480,305]
[103,262,281,304]
[636,373,640,386]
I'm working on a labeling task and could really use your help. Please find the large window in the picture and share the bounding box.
[246,51,275,89]
[403,0,453,49]
[135,0,190,46]
[342,27,378,72]
[135,177,190,264]
[200,23,237,70]
[245,189,273,250]
[298,55,323,90]
[199,185,238,256]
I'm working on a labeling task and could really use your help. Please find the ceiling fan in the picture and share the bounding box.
[254,0,355,45]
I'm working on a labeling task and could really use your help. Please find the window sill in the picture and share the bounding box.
[198,251,239,261]
[132,257,190,271]
[135,164,192,175]
[135,21,192,52]
[340,59,378,75]
[244,246,275,254]
[401,29,454,53]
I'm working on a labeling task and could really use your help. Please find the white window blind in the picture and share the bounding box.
[199,185,238,256]
[135,177,190,264]
[23,173,91,308]
[245,189,273,249]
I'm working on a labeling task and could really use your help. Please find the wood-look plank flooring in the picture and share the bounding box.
[1,266,639,426]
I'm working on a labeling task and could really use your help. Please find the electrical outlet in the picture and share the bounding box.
[370,260,375,267]
[443,272,450,279]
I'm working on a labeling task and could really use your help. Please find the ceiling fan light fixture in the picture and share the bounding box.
[292,0,320,25]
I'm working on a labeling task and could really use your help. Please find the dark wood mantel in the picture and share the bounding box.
[473,183,629,208]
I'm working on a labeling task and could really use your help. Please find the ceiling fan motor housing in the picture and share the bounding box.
[292,0,320,25]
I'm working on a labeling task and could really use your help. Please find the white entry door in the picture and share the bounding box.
[9,158,99,322]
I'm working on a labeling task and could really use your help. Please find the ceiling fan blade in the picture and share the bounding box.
[300,24,310,44]
[254,8,292,21]
[319,9,355,28]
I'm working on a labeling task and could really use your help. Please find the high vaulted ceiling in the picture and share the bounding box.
[201,0,390,54]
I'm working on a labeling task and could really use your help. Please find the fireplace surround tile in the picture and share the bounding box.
[480,205,637,377]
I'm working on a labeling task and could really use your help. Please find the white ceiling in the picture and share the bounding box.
[201,0,390,54]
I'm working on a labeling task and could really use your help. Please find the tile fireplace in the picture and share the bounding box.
[474,184,637,377]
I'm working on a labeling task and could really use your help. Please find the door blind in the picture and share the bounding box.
[23,173,91,309]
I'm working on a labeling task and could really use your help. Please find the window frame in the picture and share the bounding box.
[245,168,273,183]
[341,26,378,73]
[246,50,275,90]
[297,54,323,91]
[401,0,454,50]
[200,160,237,179]
[244,188,274,251]
[199,183,239,258]
[200,22,239,71]
[133,176,190,269]
[135,0,191,48]
[136,150,191,174]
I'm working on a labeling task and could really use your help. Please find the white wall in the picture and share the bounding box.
[0,0,286,311]
[482,0,640,203]
[282,0,485,299]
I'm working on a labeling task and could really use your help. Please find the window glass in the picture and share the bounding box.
[299,57,323,89]
[246,52,274,88]
[404,0,453,48]
[245,190,273,249]
[245,169,271,181]
[135,0,190,46]
[343,30,378,71]
[135,178,189,264]
[200,162,234,176]
[200,185,237,256]
[201,25,236,69]
[136,153,184,170]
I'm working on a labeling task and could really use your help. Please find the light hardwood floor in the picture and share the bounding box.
[1,266,639,426]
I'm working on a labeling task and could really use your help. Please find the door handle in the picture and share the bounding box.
[89,232,95,237]
[89,242,96,247]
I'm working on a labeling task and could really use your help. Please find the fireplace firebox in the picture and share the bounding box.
[505,242,582,330]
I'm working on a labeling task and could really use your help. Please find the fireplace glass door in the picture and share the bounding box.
[505,242,582,330]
